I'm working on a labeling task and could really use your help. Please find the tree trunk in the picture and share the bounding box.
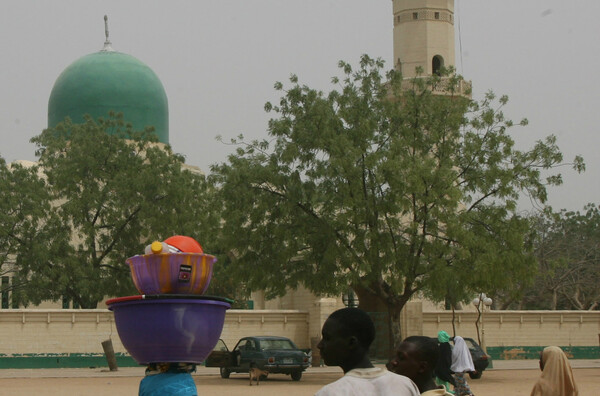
[353,285,407,359]
[77,295,100,309]
[387,304,403,358]
[451,305,456,337]
[474,304,482,346]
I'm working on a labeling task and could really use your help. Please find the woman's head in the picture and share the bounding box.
[540,346,569,371]
[438,330,450,343]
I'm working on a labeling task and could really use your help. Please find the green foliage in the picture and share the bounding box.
[212,55,583,338]
[0,159,52,290]
[0,113,220,308]
[512,205,600,310]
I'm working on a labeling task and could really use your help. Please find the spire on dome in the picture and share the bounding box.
[101,15,114,52]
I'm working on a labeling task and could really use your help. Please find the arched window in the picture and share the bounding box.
[432,55,444,76]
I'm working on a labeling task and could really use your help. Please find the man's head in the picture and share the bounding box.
[387,336,439,392]
[317,308,375,371]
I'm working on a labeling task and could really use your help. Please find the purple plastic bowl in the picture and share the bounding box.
[107,295,230,364]
[126,253,216,295]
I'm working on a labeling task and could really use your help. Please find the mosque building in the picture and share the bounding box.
[6,0,462,347]
[7,1,463,314]
[2,1,598,370]
[48,16,169,145]
[393,0,456,77]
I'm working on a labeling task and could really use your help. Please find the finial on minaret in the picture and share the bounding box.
[101,15,114,52]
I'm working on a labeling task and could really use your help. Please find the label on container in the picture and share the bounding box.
[178,264,192,282]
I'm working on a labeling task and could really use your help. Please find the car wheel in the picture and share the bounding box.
[220,367,231,379]
[469,371,482,380]
[291,371,302,381]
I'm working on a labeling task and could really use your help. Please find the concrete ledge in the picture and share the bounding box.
[487,346,600,360]
[490,359,600,370]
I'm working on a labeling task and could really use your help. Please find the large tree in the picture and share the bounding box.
[8,113,220,308]
[0,158,53,301]
[212,56,584,348]
[508,205,600,310]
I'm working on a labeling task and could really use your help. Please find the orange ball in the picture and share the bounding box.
[164,235,203,253]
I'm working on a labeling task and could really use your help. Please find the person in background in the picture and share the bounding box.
[450,336,475,396]
[530,346,578,396]
[138,362,197,396]
[315,307,419,396]
[434,330,455,392]
[387,336,453,395]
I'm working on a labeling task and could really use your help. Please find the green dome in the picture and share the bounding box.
[48,51,169,144]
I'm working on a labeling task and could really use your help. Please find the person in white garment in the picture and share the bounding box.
[315,308,419,396]
[450,336,476,396]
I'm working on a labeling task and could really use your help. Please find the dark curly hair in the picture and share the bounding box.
[328,307,375,349]
[403,335,440,368]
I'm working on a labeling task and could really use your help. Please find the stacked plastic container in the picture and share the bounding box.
[106,236,231,364]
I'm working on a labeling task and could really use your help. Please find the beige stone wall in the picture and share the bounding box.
[401,301,424,336]
[418,309,600,347]
[251,286,345,352]
[220,309,310,349]
[0,310,122,355]
[2,307,597,359]
[0,309,309,357]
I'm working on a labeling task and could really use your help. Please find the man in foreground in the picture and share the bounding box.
[315,307,419,396]
[387,336,454,395]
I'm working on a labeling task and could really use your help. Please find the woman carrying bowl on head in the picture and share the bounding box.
[139,363,197,396]
[136,237,206,395]
[119,236,221,396]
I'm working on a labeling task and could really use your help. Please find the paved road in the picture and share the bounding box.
[0,365,599,396]
[0,359,599,378]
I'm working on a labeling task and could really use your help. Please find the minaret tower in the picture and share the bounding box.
[392,0,456,78]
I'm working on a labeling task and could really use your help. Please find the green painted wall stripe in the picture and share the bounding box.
[0,346,597,369]
[487,346,600,360]
[0,353,139,369]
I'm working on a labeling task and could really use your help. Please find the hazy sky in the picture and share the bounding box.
[1,1,598,212]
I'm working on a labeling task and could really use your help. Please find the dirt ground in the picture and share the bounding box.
[0,368,598,396]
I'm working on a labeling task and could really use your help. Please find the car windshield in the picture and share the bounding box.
[259,339,295,350]
[463,339,477,352]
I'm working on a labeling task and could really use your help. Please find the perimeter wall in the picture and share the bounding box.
[417,306,600,360]
[0,306,597,368]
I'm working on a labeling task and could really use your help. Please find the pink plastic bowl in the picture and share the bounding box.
[126,253,215,295]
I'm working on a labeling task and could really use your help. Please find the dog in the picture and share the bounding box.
[249,365,269,386]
